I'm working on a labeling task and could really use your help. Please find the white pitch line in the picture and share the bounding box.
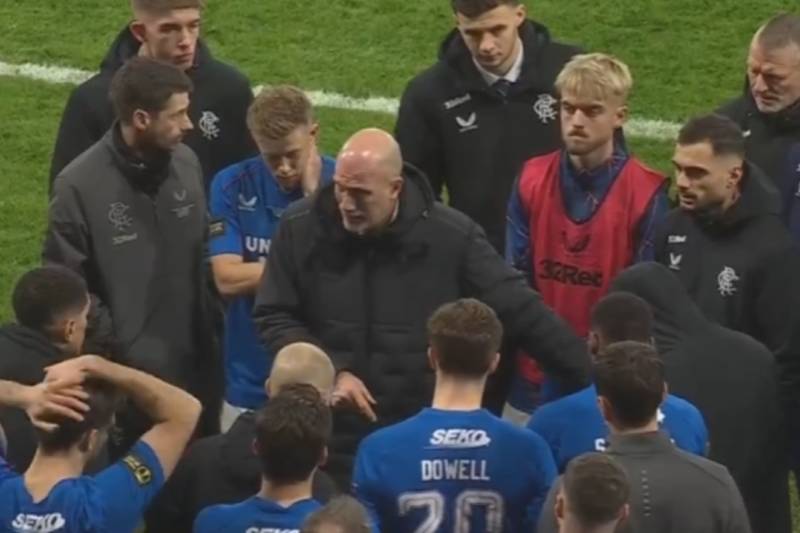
[1,59,681,141]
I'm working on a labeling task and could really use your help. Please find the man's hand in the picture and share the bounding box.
[43,354,100,387]
[24,382,90,433]
[302,148,322,196]
[331,371,377,422]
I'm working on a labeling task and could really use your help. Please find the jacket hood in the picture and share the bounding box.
[99,25,212,72]
[692,161,781,232]
[438,19,553,92]
[220,411,260,484]
[609,263,708,352]
[0,324,64,364]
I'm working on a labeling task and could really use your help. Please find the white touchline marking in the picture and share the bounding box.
[1,59,681,141]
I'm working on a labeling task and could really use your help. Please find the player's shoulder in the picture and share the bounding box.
[663,394,704,422]
[195,496,255,530]
[361,415,423,450]
[535,386,595,419]
[211,156,267,195]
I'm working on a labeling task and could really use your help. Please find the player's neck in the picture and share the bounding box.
[431,375,485,411]
[610,416,659,436]
[24,449,85,501]
[259,477,313,507]
[568,140,615,173]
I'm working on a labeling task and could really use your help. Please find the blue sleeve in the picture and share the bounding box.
[526,407,563,472]
[505,176,533,280]
[634,184,669,263]
[691,405,710,456]
[352,443,383,533]
[0,455,18,484]
[93,440,166,531]
[208,171,245,257]
[193,506,223,533]
[525,435,558,528]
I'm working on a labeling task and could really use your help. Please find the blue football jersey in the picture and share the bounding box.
[528,385,709,471]
[353,408,557,533]
[208,155,335,409]
[0,441,164,533]
[193,496,321,533]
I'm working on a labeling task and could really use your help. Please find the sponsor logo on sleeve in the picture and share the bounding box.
[122,453,153,486]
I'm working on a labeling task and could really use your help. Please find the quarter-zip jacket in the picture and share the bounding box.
[43,127,221,432]
[538,432,751,533]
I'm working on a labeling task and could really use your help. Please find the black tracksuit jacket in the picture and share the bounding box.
[395,20,581,253]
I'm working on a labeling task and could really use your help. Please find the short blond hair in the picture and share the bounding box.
[555,53,633,104]
[247,85,314,142]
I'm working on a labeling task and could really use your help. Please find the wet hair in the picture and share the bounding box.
[562,452,630,528]
[451,0,520,18]
[590,292,653,344]
[36,379,120,454]
[12,266,88,335]
[593,341,664,429]
[110,56,193,124]
[427,298,503,378]
[677,114,746,159]
[301,496,371,533]
[254,383,332,484]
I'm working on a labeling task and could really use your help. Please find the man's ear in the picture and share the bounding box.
[488,352,501,375]
[662,382,669,403]
[251,438,259,457]
[132,109,151,132]
[309,122,320,140]
[615,104,629,128]
[320,446,329,467]
[587,331,601,356]
[597,395,613,424]
[129,21,147,44]
[729,163,744,189]
[427,347,437,372]
[555,491,566,523]
[515,3,528,26]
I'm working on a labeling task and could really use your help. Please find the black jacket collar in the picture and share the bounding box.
[691,161,780,233]
[438,20,555,94]
[108,123,172,196]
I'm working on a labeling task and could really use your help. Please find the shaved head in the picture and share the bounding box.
[338,128,403,182]
[266,343,336,399]
[334,129,404,235]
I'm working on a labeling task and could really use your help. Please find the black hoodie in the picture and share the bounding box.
[654,163,800,359]
[144,411,337,533]
[717,87,800,200]
[49,26,255,191]
[610,263,790,533]
[0,324,64,471]
[253,163,589,484]
[395,20,581,253]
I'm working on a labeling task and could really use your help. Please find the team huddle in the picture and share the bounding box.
[2,0,800,532]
